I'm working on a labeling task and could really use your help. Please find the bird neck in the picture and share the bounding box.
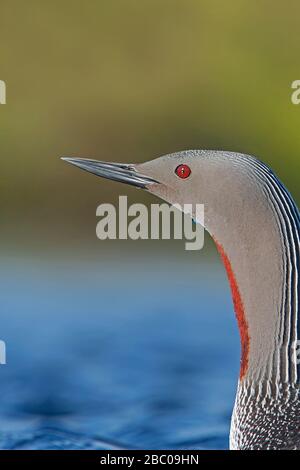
[212,159,299,390]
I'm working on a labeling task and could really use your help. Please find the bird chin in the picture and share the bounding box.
[146,183,176,204]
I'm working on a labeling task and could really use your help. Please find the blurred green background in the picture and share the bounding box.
[0,0,299,260]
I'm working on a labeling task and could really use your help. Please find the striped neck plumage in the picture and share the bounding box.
[258,160,299,389]
[214,156,299,392]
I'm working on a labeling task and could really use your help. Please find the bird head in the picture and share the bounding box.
[61,150,226,227]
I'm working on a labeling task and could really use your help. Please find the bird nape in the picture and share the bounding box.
[62,150,300,450]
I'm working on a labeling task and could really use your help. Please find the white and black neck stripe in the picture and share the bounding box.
[237,154,299,386]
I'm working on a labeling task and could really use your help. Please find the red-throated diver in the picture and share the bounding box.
[62,150,300,450]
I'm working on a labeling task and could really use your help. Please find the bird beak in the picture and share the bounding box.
[61,157,159,189]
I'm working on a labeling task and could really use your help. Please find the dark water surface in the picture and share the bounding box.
[0,256,239,449]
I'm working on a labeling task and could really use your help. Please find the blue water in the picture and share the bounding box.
[0,255,239,449]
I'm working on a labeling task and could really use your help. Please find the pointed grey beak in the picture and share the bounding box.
[61,157,159,189]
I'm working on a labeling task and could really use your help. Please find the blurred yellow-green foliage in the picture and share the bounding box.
[0,0,299,256]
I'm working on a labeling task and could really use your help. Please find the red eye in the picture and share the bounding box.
[175,164,191,179]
